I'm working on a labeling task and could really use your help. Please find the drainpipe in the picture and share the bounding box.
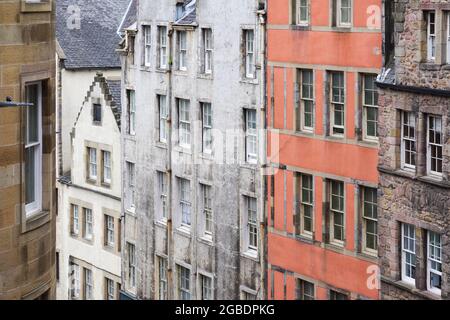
[167,22,175,300]
[257,5,267,300]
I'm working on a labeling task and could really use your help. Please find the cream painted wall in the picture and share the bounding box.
[56,78,122,300]
[59,68,120,174]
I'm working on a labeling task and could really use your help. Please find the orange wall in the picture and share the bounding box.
[267,0,382,300]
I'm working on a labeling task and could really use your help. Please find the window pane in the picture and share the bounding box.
[25,147,36,204]
[26,84,39,144]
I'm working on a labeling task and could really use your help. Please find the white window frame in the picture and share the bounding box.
[246,196,258,252]
[362,74,379,140]
[330,180,345,246]
[24,82,42,217]
[105,215,115,247]
[296,278,315,300]
[158,95,168,143]
[128,243,136,289]
[361,187,378,255]
[427,231,442,295]
[244,29,255,79]
[72,204,79,235]
[127,162,136,211]
[427,11,436,61]
[401,223,416,286]
[158,257,168,300]
[203,28,213,74]
[296,0,309,26]
[245,109,258,164]
[330,72,345,136]
[84,208,93,240]
[178,99,191,148]
[337,0,352,27]
[128,90,136,135]
[84,268,93,300]
[158,26,168,69]
[200,274,213,300]
[299,69,314,132]
[202,102,212,154]
[106,278,115,300]
[178,265,191,300]
[202,184,213,238]
[71,263,80,299]
[427,115,443,177]
[298,174,314,237]
[180,178,191,228]
[401,111,417,171]
[178,31,187,71]
[144,25,152,67]
[88,147,97,180]
[102,150,111,184]
[156,171,168,222]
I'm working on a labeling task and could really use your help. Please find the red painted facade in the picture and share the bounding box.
[266,0,382,300]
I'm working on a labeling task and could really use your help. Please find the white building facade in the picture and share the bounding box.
[56,75,122,299]
[119,0,267,300]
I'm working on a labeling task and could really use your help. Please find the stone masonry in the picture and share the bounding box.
[0,0,56,299]
[377,0,450,300]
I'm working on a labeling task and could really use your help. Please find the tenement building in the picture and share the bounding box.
[119,0,267,299]
[377,0,450,299]
[0,0,56,299]
[54,0,133,300]
[266,0,382,299]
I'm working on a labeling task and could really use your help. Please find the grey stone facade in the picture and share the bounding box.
[119,0,267,300]
[378,0,450,300]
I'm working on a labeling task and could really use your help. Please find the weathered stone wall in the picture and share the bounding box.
[393,0,450,89]
[0,0,56,300]
[120,0,265,300]
[378,0,450,300]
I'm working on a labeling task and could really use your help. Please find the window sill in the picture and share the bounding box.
[325,241,345,253]
[290,24,311,31]
[175,225,192,238]
[21,0,52,13]
[241,250,259,262]
[417,175,450,188]
[155,219,168,228]
[332,25,352,31]
[155,68,169,74]
[199,235,214,246]
[140,66,153,72]
[103,244,118,255]
[174,145,192,155]
[101,182,111,189]
[126,207,136,215]
[295,233,314,244]
[198,152,213,161]
[23,210,51,233]
[197,73,213,80]
[359,249,378,260]
[155,141,168,150]
[419,62,441,71]
[382,277,441,300]
[173,70,188,77]
[241,162,258,171]
[358,138,379,148]
[240,78,258,86]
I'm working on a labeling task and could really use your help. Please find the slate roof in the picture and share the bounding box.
[175,0,197,25]
[118,0,137,35]
[56,0,131,69]
[106,79,122,128]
